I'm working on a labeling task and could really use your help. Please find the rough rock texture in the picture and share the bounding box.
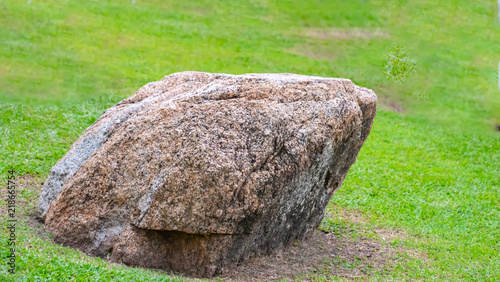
[38,72,377,277]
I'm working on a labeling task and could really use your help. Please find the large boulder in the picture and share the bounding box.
[38,72,377,277]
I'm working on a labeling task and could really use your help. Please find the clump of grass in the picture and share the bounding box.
[383,44,416,83]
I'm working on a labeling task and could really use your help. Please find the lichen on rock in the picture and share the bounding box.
[38,72,377,277]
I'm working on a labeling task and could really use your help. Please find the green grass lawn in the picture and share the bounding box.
[0,0,499,280]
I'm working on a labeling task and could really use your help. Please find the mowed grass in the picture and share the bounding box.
[0,0,499,280]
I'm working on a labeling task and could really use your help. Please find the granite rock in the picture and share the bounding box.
[39,72,377,277]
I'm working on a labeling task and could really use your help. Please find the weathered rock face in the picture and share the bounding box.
[38,72,377,277]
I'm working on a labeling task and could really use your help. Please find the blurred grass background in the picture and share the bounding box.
[0,0,499,280]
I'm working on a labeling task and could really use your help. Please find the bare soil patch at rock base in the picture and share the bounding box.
[220,230,398,281]
[220,206,427,281]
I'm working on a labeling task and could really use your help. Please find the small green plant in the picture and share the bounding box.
[383,44,416,83]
